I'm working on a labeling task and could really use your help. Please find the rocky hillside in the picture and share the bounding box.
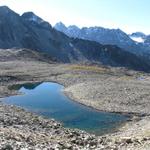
[0,48,54,62]
[71,39,150,71]
[0,6,150,71]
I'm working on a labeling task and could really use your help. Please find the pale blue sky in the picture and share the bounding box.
[0,0,149,34]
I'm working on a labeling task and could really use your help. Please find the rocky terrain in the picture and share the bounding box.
[64,73,150,115]
[0,104,150,150]
[0,48,150,149]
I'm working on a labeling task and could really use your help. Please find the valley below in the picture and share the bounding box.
[0,49,150,149]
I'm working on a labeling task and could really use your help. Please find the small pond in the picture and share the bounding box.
[4,82,129,135]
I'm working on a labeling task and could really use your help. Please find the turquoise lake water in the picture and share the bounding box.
[4,82,129,135]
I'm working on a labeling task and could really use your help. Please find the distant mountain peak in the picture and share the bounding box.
[22,12,44,23]
[54,22,68,33]
[68,25,80,29]
[130,32,146,38]
[21,12,51,29]
[55,21,66,27]
[0,5,18,16]
[0,5,11,11]
[22,11,35,17]
[129,32,146,43]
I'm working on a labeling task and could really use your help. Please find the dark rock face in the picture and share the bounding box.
[0,6,25,48]
[71,39,150,71]
[0,6,150,71]
[145,35,150,45]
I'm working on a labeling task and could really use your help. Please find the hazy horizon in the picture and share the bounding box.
[0,0,149,34]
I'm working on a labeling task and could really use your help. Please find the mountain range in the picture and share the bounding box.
[0,6,150,71]
[54,22,150,56]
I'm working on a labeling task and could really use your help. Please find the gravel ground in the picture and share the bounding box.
[64,77,150,115]
[0,49,150,149]
[0,104,150,150]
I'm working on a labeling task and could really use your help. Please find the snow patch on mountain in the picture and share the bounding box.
[129,32,146,43]
[69,42,74,48]
[130,37,145,43]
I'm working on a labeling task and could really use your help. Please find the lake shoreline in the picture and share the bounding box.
[2,80,149,117]
[1,80,149,149]
[3,79,149,120]
[1,95,150,149]
[2,82,132,136]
